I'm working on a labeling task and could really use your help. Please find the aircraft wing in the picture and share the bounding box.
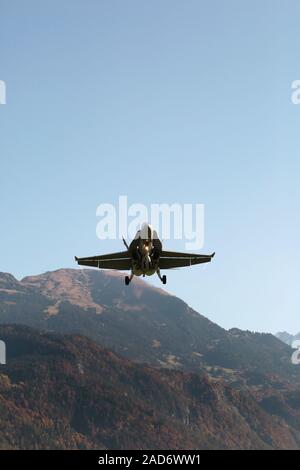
[75,251,131,270]
[159,251,215,269]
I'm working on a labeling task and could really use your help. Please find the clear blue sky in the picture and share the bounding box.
[1,0,300,333]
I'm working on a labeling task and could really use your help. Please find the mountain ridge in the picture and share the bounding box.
[0,268,297,382]
[0,324,299,450]
[1,267,300,450]
[276,331,300,346]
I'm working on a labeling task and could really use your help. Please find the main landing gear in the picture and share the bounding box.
[125,274,134,285]
[125,271,167,286]
[157,269,167,285]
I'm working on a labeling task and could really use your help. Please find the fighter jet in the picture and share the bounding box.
[75,223,215,285]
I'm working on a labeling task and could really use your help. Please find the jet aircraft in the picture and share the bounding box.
[75,223,215,285]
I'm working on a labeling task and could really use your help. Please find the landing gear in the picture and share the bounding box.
[125,273,134,286]
[157,269,167,285]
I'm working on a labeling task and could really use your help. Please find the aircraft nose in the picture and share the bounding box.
[140,222,152,240]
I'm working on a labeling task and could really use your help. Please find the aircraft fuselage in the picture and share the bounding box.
[129,224,162,276]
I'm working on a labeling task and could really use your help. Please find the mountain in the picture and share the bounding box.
[0,269,298,386]
[1,268,300,449]
[0,324,300,450]
[276,331,300,346]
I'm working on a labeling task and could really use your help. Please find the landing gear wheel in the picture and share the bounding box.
[162,275,167,285]
[125,276,130,286]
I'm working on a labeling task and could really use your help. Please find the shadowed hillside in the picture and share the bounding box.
[0,325,300,450]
